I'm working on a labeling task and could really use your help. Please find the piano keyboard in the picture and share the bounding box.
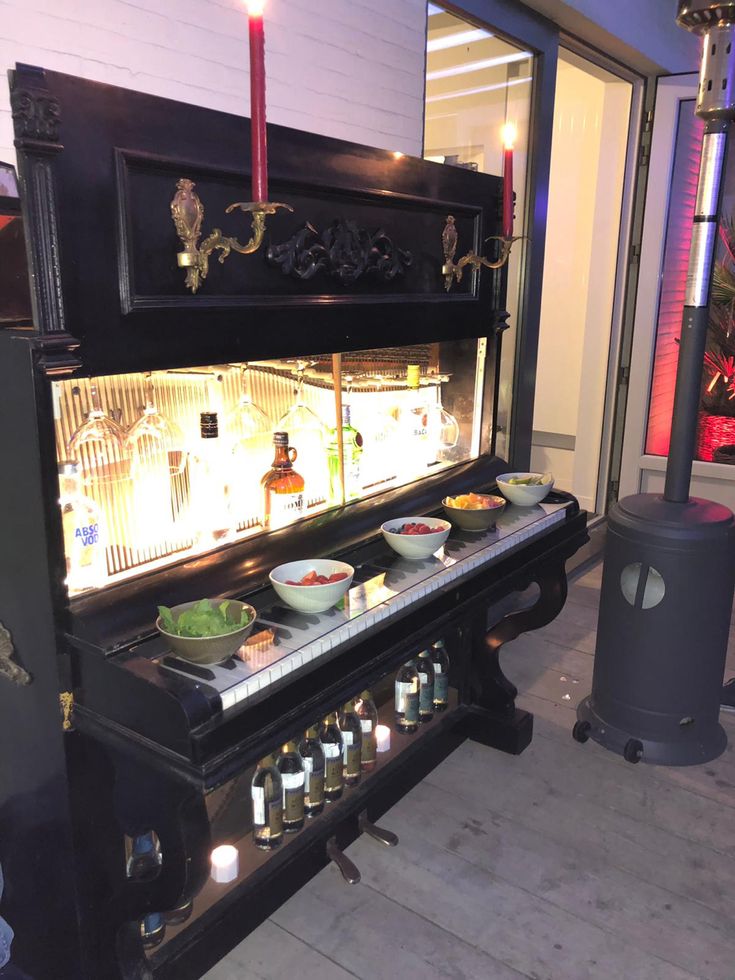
[157,500,572,713]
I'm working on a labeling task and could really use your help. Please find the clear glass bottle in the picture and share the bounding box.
[432,639,451,712]
[277,740,305,833]
[58,460,107,594]
[251,753,284,850]
[327,402,364,503]
[320,712,344,802]
[189,411,233,547]
[355,690,378,772]
[299,725,326,816]
[261,431,305,531]
[395,660,420,733]
[416,649,435,724]
[339,698,363,786]
[126,831,161,882]
[140,912,166,950]
[398,364,434,480]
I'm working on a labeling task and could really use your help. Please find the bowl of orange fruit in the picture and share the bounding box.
[442,491,506,531]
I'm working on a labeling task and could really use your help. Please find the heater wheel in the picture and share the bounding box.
[572,720,591,744]
[623,738,643,764]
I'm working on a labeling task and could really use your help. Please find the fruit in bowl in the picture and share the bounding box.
[156,598,257,665]
[270,559,354,613]
[443,492,506,531]
[381,517,451,560]
[496,472,554,507]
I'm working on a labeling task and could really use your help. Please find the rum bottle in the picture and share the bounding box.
[327,402,364,502]
[320,712,344,802]
[338,698,363,786]
[261,431,305,531]
[251,753,284,849]
[395,660,420,733]
[416,648,435,724]
[277,740,305,833]
[432,639,450,712]
[355,689,378,772]
[299,725,325,816]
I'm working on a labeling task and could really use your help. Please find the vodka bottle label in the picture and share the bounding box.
[252,785,265,825]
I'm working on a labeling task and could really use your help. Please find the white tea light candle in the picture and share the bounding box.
[376,724,391,753]
[210,844,239,883]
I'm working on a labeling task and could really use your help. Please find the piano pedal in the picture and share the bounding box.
[326,837,361,884]
[358,811,399,848]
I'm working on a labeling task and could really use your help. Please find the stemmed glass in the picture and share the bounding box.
[277,363,329,506]
[228,364,273,529]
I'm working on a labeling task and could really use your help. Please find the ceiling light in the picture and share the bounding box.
[427,28,491,52]
[427,50,531,81]
[426,76,532,103]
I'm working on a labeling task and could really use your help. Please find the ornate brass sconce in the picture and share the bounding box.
[440,214,524,292]
[170,178,293,293]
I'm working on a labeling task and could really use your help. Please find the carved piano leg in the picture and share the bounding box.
[464,556,569,755]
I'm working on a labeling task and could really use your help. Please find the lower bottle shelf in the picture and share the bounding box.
[149,688,465,971]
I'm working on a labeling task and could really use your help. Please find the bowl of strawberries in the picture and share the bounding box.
[269,559,354,613]
[381,516,451,560]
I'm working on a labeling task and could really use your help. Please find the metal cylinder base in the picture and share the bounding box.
[577,493,735,766]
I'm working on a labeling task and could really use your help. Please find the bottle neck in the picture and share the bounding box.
[305,725,320,739]
[260,753,277,768]
[281,741,298,754]
[272,445,293,469]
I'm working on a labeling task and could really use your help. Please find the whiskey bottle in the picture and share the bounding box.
[320,712,344,802]
[355,689,378,772]
[416,648,435,724]
[395,660,420,733]
[339,698,363,786]
[299,725,325,816]
[327,402,364,502]
[277,740,305,833]
[432,639,450,712]
[251,753,284,849]
[261,431,305,531]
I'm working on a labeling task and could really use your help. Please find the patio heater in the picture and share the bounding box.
[575,0,735,765]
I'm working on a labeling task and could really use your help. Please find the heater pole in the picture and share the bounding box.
[665,4,735,501]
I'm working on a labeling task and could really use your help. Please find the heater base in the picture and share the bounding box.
[576,695,728,766]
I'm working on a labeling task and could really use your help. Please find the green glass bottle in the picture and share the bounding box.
[327,403,363,502]
[355,690,378,771]
[320,712,344,801]
[251,753,284,850]
[277,740,305,833]
[299,725,326,816]
[339,698,363,786]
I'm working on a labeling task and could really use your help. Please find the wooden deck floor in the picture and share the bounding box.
[205,562,735,980]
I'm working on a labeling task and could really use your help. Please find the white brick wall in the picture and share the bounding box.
[0,0,427,166]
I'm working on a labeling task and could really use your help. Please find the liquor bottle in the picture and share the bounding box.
[163,899,193,926]
[189,411,233,546]
[277,740,305,833]
[327,402,364,502]
[416,649,435,724]
[398,364,434,479]
[355,690,378,772]
[338,699,363,786]
[251,754,284,850]
[261,432,305,531]
[432,639,450,712]
[140,912,166,949]
[320,712,344,802]
[58,461,107,593]
[299,725,325,817]
[126,831,161,882]
[395,660,420,733]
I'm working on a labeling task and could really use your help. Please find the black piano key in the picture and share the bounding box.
[161,656,218,681]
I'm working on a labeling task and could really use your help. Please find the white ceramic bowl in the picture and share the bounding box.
[496,472,554,507]
[156,599,257,665]
[381,517,451,560]
[269,559,354,614]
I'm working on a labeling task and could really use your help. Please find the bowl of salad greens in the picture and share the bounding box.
[156,598,256,665]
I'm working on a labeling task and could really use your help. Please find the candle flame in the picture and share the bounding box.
[501,122,517,150]
[245,0,266,15]
[392,151,405,160]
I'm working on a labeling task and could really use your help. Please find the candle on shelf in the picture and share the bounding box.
[376,724,391,753]
[501,122,516,240]
[245,0,268,203]
[210,844,239,883]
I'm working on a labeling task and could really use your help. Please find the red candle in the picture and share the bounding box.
[501,123,516,240]
[246,0,268,203]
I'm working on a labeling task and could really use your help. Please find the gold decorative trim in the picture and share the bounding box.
[440,214,525,291]
[60,691,74,731]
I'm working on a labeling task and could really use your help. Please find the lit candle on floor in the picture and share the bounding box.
[501,122,516,240]
[245,0,268,202]
[376,724,391,753]
[211,844,239,883]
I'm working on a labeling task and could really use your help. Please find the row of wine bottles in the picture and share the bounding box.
[251,640,450,850]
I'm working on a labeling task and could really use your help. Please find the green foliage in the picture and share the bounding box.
[158,599,251,637]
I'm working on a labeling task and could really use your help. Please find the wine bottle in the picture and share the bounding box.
[395,660,420,733]
[299,725,326,816]
[339,699,363,786]
[320,712,344,801]
[251,753,284,849]
[416,648,435,723]
[355,689,378,771]
[277,740,305,833]
[432,639,450,712]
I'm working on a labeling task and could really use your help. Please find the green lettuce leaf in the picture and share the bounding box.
[158,599,251,637]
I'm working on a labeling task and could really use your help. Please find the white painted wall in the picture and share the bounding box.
[0,0,427,166]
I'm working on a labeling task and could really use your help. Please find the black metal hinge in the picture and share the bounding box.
[639,109,654,168]
[618,364,630,386]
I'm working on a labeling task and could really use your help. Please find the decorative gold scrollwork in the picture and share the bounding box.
[440,214,525,292]
[59,691,74,731]
[170,178,293,293]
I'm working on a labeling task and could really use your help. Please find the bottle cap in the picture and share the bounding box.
[58,460,80,478]
[432,639,446,650]
[273,431,289,446]
[200,411,219,438]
